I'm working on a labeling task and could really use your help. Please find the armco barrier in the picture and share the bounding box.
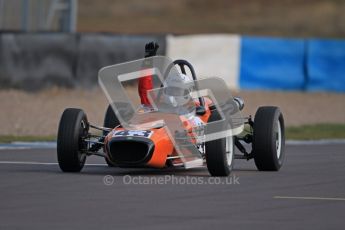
[306,39,345,92]
[0,33,78,90]
[0,33,165,90]
[239,36,306,90]
[76,34,166,87]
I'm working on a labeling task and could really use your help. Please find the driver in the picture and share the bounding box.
[163,73,196,114]
[138,41,245,114]
[163,71,205,129]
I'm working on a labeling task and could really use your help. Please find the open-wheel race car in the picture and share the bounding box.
[57,57,285,177]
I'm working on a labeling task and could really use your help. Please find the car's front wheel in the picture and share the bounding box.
[57,108,88,172]
[253,106,285,171]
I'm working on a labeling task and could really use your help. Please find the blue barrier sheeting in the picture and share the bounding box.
[239,37,306,90]
[307,39,345,92]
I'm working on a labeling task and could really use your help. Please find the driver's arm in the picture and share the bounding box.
[138,42,159,106]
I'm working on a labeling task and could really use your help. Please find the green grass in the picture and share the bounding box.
[0,135,56,143]
[0,124,344,143]
[286,124,345,140]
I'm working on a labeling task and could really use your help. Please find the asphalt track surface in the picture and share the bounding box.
[0,143,344,229]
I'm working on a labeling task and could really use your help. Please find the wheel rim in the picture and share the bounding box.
[275,120,282,159]
[225,136,234,167]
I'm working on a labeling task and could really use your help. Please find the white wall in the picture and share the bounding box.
[166,34,241,90]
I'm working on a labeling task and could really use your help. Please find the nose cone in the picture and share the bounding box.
[107,136,155,166]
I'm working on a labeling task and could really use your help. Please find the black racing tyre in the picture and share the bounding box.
[205,109,235,177]
[57,108,89,172]
[103,105,120,167]
[253,106,285,171]
[103,104,120,132]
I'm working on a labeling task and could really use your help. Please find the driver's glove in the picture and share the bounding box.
[145,42,159,57]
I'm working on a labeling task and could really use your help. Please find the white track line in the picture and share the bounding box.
[0,142,56,150]
[0,161,107,166]
[274,196,345,201]
[0,161,57,165]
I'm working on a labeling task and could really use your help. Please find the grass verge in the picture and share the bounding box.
[0,124,344,143]
[285,124,345,140]
[0,135,56,143]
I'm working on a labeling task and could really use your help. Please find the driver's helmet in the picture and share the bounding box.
[163,73,195,111]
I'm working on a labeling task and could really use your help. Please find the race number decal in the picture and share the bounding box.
[113,130,153,138]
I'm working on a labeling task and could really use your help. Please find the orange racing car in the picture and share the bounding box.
[57,54,285,177]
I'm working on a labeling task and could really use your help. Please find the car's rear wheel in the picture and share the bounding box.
[103,105,120,167]
[253,106,285,171]
[57,108,88,172]
[205,109,234,176]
